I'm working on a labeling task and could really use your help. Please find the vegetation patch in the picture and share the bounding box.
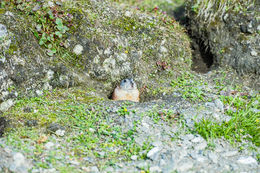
[195,86,260,147]
[1,88,154,170]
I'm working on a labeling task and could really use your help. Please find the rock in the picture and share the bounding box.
[186,1,260,75]
[191,136,204,143]
[0,99,14,112]
[45,142,55,150]
[250,50,257,56]
[73,44,84,55]
[147,147,161,160]
[55,129,65,136]
[194,141,207,150]
[25,120,38,127]
[177,160,193,171]
[149,166,162,172]
[237,156,257,165]
[131,155,138,161]
[208,152,218,164]
[222,151,238,157]
[214,99,224,112]
[9,152,31,173]
[0,24,8,38]
[47,123,65,133]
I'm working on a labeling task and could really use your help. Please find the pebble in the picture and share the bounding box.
[214,99,224,112]
[208,153,218,163]
[131,155,138,161]
[0,99,14,112]
[149,166,162,172]
[0,24,8,38]
[237,156,257,165]
[55,129,65,136]
[178,160,194,171]
[250,50,257,56]
[147,147,161,159]
[45,142,55,150]
[73,44,84,55]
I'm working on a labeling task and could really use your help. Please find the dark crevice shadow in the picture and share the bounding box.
[170,4,214,73]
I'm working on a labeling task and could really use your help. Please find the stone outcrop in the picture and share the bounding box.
[0,0,192,111]
[186,0,259,75]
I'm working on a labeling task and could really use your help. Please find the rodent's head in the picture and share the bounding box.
[119,78,137,90]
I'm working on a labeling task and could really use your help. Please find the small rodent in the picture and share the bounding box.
[112,78,140,102]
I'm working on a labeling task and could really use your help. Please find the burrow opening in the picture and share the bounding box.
[171,5,214,73]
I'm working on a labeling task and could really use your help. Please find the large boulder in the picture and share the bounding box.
[186,0,259,75]
[0,0,192,110]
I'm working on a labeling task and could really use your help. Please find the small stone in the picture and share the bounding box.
[43,168,56,173]
[152,141,162,147]
[208,153,218,163]
[160,46,168,53]
[4,11,14,17]
[90,166,99,172]
[147,147,161,159]
[205,102,215,108]
[48,1,55,7]
[0,24,8,38]
[47,123,65,133]
[35,90,43,96]
[222,151,238,157]
[191,136,204,143]
[45,142,54,150]
[0,99,14,112]
[32,4,41,11]
[89,128,95,132]
[257,25,260,32]
[104,167,114,172]
[131,155,138,160]
[149,166,162,172]
[195,141,207,150]
[70,160,80,165]
[73,44,84,55]
[125,11,132,17]
[250,50,257,56]
[214,99,224,112]
[237,156,257,165]
[178,160,193,171]
[13,152,25,167]
[25,120,38,127]
[55,129,65,136]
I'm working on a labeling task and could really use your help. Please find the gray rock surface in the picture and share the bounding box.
[186,1,260,75]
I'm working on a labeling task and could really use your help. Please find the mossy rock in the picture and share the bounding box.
[0,0,192,105]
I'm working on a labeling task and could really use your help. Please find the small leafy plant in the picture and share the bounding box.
[5,0,74,56]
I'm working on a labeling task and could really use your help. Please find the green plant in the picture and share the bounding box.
[117,106,130,116]
[195,93,260,146]
[5,0,74,56]
[170,72,206,102]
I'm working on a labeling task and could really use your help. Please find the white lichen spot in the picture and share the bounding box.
[121,62,131,72]
[46,70,54,80]
[104,48,111,55]
[125,11,132,17]
[93,55,100,64]
[160,46,168,53]
[117,53,128,62]
[0,99,14,112]
[257,25,260,32]
[36,90,43,96]
[73,44,84,55]
[250,50,257,56]
[4,11,14,17]
[48,1,55,7]
[103,57,116,72]
[0,24,8,39]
